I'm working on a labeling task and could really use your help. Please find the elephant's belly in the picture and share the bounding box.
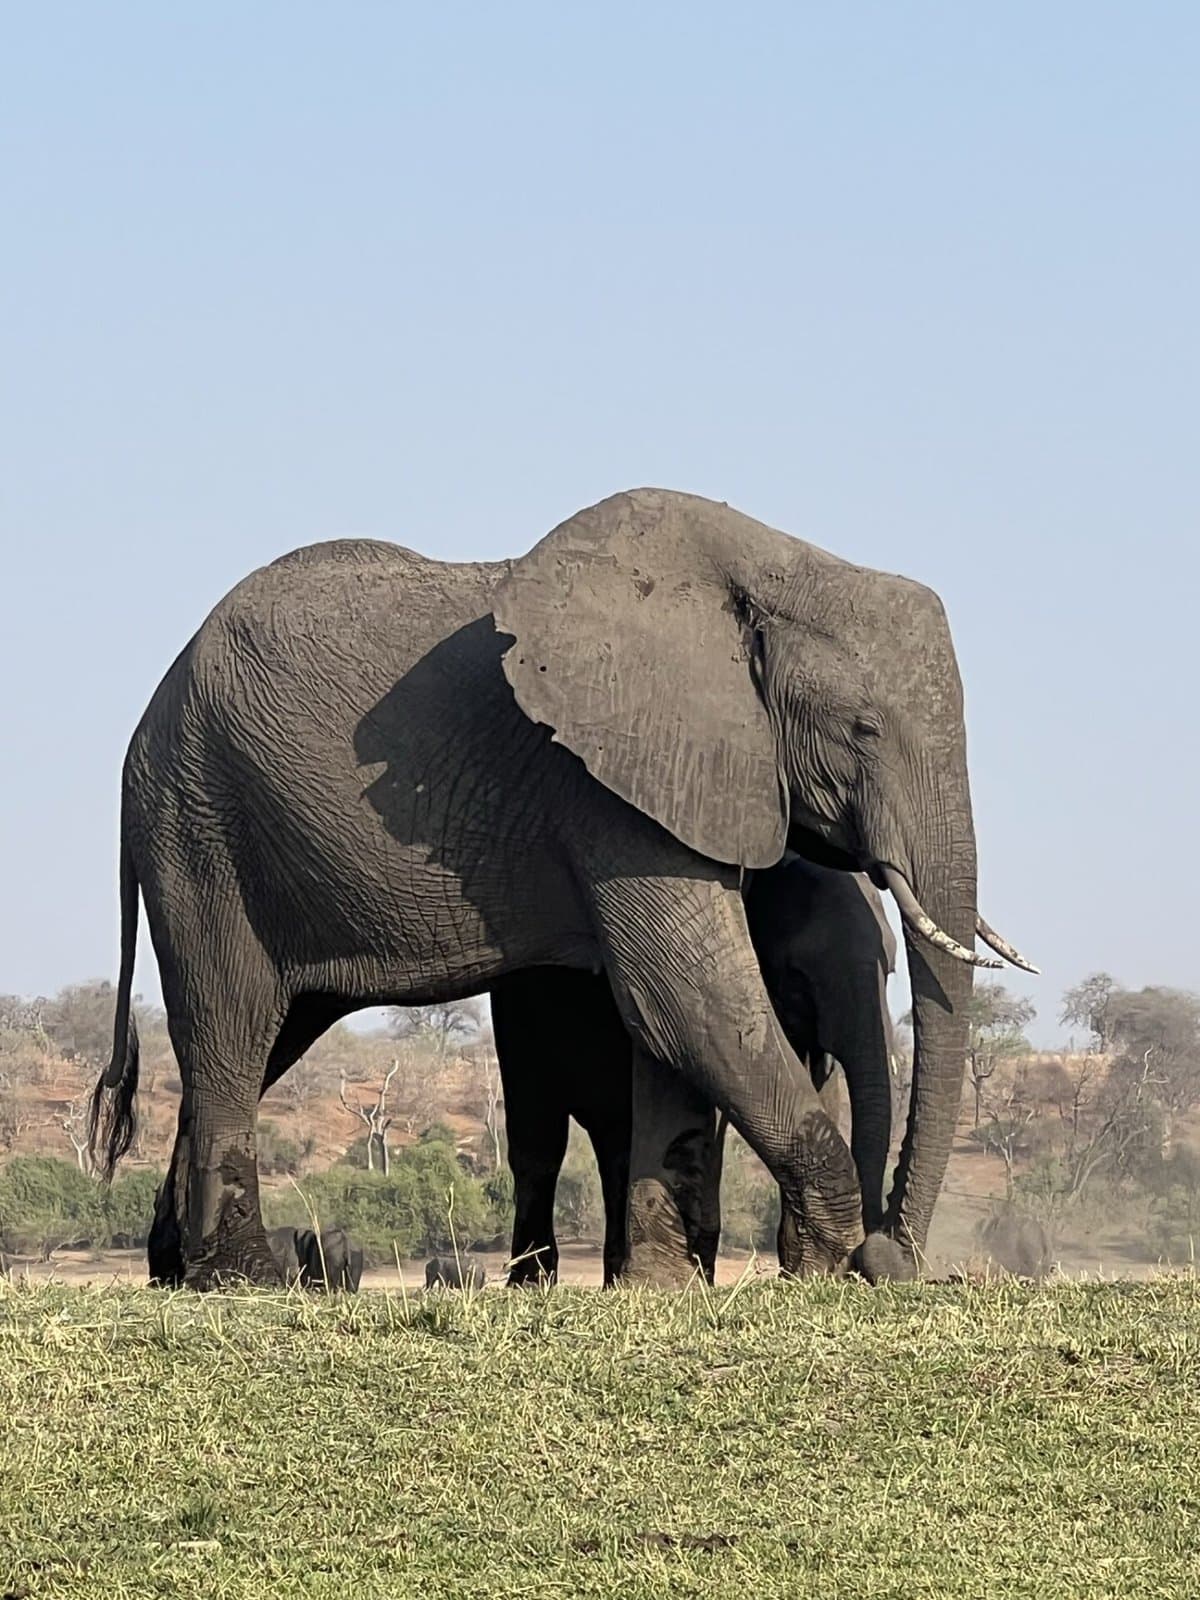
[249,822,600,1003]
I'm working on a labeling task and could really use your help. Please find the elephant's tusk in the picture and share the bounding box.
[881,867,1002,969]
[975,915,1040,975]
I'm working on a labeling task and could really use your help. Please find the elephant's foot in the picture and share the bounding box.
[775,1114,866,1277]
[622,1178,703,1289]
[185,1227,283,1291]
[182,1135,283,1290]
[852,1232,919,1284]
[507,1238,558,1287]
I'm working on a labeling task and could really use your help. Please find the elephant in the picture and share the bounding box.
[88,487,1033,1289]
[266,1225,303,1284]
[493,854,897,1287]
[977,1210,1053,1280]
[425,1256,487,1291]
[295,1226,364,1292]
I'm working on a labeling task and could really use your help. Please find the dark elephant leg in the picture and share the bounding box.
[588,868,863,1276]
[147,1112,187,1288]
[159,934,287,1289]
[693,1112,728,1285]
[491,971,573,1285]
[492,968,634,1287]
[579,1099,632,1287]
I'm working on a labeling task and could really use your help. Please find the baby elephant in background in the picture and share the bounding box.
[425,1256,487,1291]
[268,1225,364,1291]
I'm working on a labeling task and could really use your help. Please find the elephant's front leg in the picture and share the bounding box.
[620,1050,718,1288]
[589,868,864,1276]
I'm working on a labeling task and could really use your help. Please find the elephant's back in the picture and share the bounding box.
[205,539,506,690]
[129,539,507,753]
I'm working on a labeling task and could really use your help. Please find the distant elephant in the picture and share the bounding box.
[296,1227,364,1292]
[425,1256,487,1291]
[978,1210,1053,1280]
[494,855,897,1287]
[89,488,1032,1289]
[266,1226,303,1285]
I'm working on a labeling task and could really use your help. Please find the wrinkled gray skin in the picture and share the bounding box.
[978,1211,1053,1280]
[296,1226,364,1292]
[425,1256,487,1291]
[266,1225,302,1285]
[90,488,998,1289]
[494,855,899,1287]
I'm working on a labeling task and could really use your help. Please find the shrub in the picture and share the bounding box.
[264,1136,495,1265]
[0,1156,107,1257]
[105,1168,165,1248]
[257,1119,302,1177]
[0,1156,165,1256]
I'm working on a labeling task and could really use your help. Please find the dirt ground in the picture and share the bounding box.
[5,1230,1165,1290]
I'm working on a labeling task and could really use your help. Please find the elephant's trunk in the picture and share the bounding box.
[884,788,977,1258]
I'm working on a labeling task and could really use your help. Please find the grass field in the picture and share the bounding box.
[1,1276,1197,1598]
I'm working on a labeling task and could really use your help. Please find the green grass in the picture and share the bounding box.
[1,1275,1198,1598]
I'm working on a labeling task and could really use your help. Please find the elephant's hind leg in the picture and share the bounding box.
[160,938,289,1289]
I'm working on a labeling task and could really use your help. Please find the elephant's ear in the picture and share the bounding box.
[493,488,788,869]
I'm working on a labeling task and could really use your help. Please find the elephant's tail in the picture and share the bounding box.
[88,830,142,1180]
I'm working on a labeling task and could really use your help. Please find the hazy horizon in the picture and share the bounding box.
[3,6,1197,1048]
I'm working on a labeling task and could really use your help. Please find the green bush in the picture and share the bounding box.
[265,1136,497,1265]
[1145,1148,1200,1263]
[552,1125,604,1242]
[0,1157,165,1257]
[718,1133,780,1254]
[105,1168,164,1248]
[0,1156,107,1257]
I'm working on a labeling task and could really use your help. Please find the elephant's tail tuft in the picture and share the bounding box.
[88,832,142,1181]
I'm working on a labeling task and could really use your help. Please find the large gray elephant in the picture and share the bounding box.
[494,854,897,1287]
[89,488,1031,1288]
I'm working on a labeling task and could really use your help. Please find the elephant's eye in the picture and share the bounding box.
[854,717,883,740]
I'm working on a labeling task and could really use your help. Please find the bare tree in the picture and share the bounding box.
[281,1056,324,1119]
[41,981,120,1066]
[476,1044,504,1171]
[1060,973,1118,1055]
[1056,1047,1160,1205]
[60,1096,96,1175]
[964,985,1036,1129]
[0,1092,37,1154]
[390,999,483,1059]
[976,1069,1039,1198]
[339,1061,399,1173]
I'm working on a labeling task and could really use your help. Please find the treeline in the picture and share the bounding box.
[948,974,1200,1260]
[3,970,1200,1269]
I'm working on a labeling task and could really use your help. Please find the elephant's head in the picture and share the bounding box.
[494,489,1033,1267]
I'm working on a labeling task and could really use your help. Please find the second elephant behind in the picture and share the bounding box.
[267,1225,364,1291]
[493,853,899,1287]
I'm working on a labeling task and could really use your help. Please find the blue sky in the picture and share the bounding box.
[2,4,1196,1044]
